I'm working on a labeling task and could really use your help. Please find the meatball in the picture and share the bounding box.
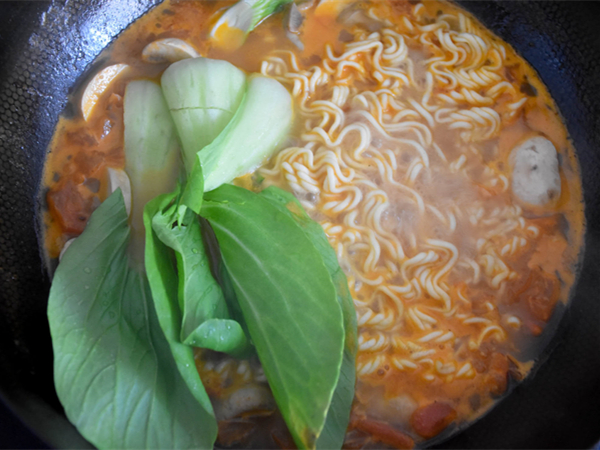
[510,136,561,206]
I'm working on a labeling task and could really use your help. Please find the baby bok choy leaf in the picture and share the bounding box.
[259,187,358,450]
[49,79,219,449]
[48,190,217,450]
[123,79,180,265]
[161,57,246,173]
[148,190,250,355]
[200,74,293,192]
[201,184,345,449]
[211,0,293,51]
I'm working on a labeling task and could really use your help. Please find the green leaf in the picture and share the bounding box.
[143,190,217,417]
[201,184,344,449]
[259,187,357,449]
[184,318,247,353]
[200,216,254,348]
[161,57,246,172]
[218,259,253,343]
[200,75,293,192]
[180,153,205,216]
[247,0,294,30]
[211,0,293,48]
[317,351,356,449]
[48,189,217,449]
[149,191,249,355]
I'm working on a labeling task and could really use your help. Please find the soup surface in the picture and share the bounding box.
[42,0,585,447]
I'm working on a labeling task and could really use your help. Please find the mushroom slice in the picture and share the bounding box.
[141,38,200,64]
[107,168,132,217]
[81,64,129,122]
[510,136,561,207]
[337,6,383,31]
[285,3,305,50]
[286,3,304,33]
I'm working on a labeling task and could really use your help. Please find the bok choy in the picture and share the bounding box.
[123,80,181,265]
[200,74,293,192]
[258,187,358,450]
[211,0,294,51]
[201,184,345,449]
[48,80,217,449]
[48,191,217,449]
[50,51,356,450]
[147,191,251,355]
[161,58,246,172]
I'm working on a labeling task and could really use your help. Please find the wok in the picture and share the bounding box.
[0,1,598,448]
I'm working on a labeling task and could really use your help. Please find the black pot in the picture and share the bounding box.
[0,1,599,448]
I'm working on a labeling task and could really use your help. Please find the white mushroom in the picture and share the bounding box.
[107,168,132,217]
[510,136,561,207]
[81,63,129,121]
[286,3,304,34]
[285,3,305,50]
[141,38,200,64]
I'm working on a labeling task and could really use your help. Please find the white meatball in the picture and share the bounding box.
[214,384,274,420]
[510,136,561,206]
[365,393,418,426]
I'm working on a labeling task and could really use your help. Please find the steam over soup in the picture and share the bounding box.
[42,0,584,448]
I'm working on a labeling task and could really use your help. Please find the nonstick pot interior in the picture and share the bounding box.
[0,1,599,448]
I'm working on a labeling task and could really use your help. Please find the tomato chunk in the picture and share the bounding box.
[486,352,509,396]
[350,417,414,449]
[523,270,559,322]
[47,180,97,235]
[410,402,457,439]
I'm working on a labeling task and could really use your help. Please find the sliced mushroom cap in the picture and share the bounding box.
[107,168,132,217]
[337,6,383,31]
[141,38,200,64]
[510,136,561,207]
[286,3,304,33]
[285,3,305,50]
[81,63,129,121]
